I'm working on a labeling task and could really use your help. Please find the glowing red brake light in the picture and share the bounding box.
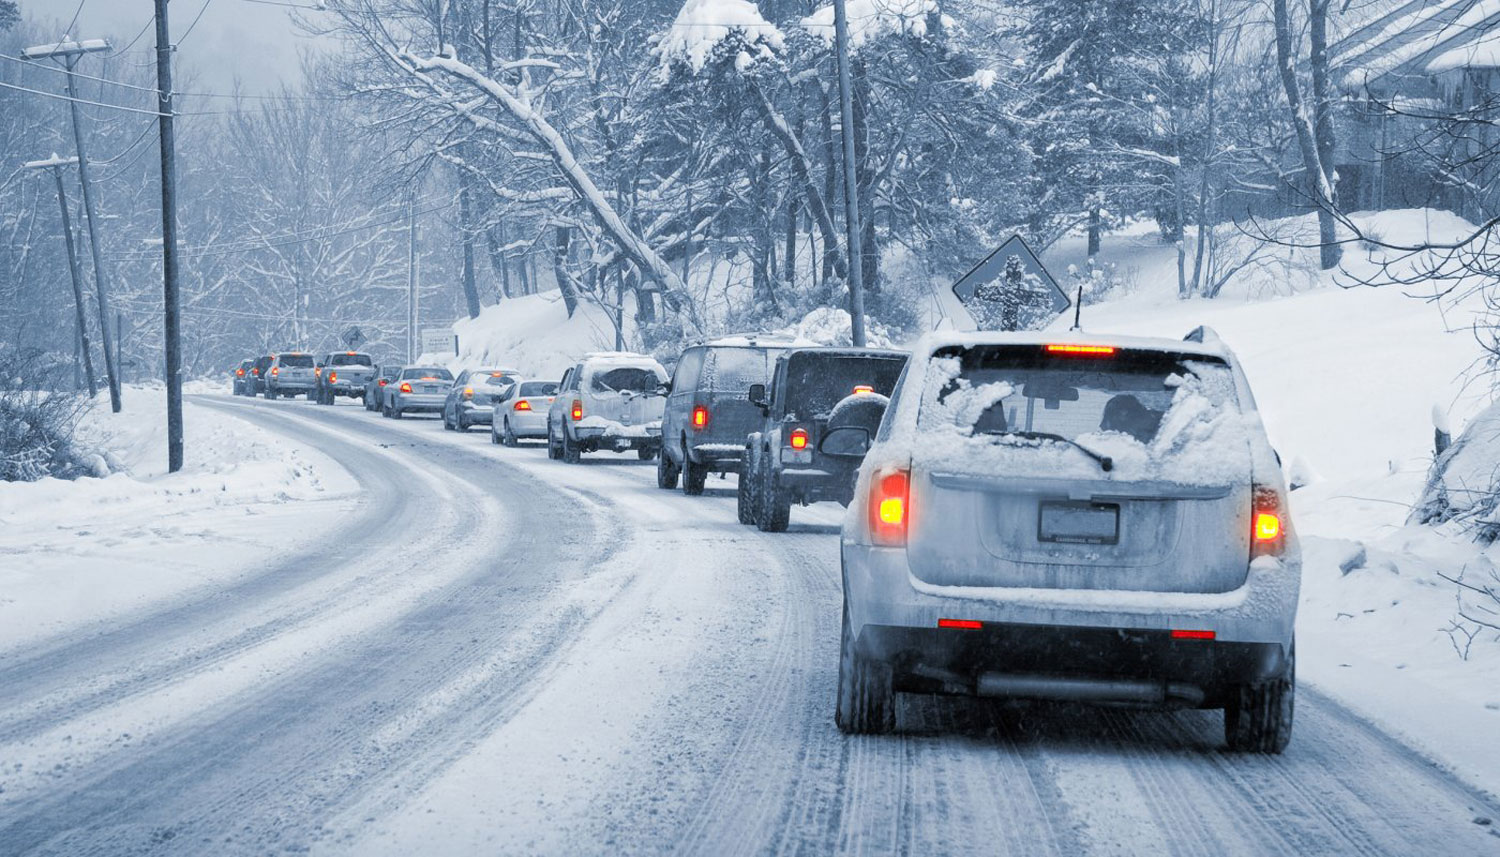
[789,428,809,450]
[235,368,244,377]
[571,399,583,421]
[462,386,474,400]
[1251,484,1286,558]
[514,399,532,412]
[1046,344,1116,356]
[1254,513,1280,541]
[328,371,337,383]
[870,469,910,546]
[346,350,356,355]
[378,378,388,386]
[399,382,412,393]
[271,366,279,376]
[1171,629,1216,640]
[938,618,982,630]
[692,405,709,430]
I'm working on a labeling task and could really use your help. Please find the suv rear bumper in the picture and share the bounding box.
[842,543,1299,649]
[687,442,747,470]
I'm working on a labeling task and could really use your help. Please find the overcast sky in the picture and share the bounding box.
[38,0,323,94]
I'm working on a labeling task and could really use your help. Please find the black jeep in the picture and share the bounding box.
[739,347,908,532]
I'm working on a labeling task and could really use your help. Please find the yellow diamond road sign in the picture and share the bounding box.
[952,234,1071,331]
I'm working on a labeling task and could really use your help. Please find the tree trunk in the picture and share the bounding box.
[487,221,511,298]
[553,225,577,317]
[459,169,482,318]
[1274,0,1341,270]
[1087,204,1101,257]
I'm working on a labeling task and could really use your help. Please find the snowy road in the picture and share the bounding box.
[2,395,1497,856]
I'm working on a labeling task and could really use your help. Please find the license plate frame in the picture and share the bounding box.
[1037,501,1120,545]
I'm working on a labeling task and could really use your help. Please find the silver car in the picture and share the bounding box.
[441,368,521,432]
[491,380,559,446]
[833,328,1299,753]
[547,353,667,462]
[381,366,454,419]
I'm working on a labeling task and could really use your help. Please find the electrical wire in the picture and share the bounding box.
[63,0,87,40]
[0,80,167,116]
[179,0,216,47]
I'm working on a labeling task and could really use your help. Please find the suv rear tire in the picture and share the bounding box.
[562,429,581,464]
[835,598,894,734]
[736,449,756,524]
[657,450,680,489]
[757,464,791,532]
[547,427,563,460]
[1224,645,1295,753]
[683,458,708,496]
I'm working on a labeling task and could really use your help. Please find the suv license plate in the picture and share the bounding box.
[1037,501,1120,545]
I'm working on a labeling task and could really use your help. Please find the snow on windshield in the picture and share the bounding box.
[913,347,1251,484]
[590,366,665,394]
[700,347,777,394]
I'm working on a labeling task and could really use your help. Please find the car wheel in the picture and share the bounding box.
[502,419,520,448]
[683,458,708,496]
[547,426,562,460]
[1224,643,1295,754]
[562,429,581,464]
[835,597,895,734]
[757,465,791,533]
[736,449,756,525]
[456,411,468,432]
[656,449,680,490]
[392,406,403,420]
[638,445,657,461]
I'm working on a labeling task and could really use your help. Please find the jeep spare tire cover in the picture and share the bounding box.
[826,392,889,437]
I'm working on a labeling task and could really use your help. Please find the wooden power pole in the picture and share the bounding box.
[24,154,95,397]
[831,0,867,347]
[154,0,183,473]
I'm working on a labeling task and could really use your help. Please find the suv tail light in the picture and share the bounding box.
[236,368,245,377]
[692,405,709,430]
[252,368,260,376]
[271,366,280,377]
[462,387,474,400]
[870,468,910,547]
[378,378,388,387]
[1250,484,1285,558]
[328,371,337,383]
[315,367,322,378]
[514,399,532,412]
[571,399,583,421]
[399,382,413,393]
[789,428,809,450]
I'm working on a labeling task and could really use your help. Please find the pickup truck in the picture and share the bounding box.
[315,351,376,405]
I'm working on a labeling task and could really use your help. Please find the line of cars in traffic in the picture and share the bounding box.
[229,326,1300,753]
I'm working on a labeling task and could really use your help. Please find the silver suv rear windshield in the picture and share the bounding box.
[278,354,314,368]
[921,345,1238,446]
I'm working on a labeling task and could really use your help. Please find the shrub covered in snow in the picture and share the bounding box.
[0,350,96,483]
[1412,399,1500,540]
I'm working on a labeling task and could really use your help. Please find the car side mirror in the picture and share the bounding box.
[658,381,672,396]
[819,426,871,458]
[748,383,768,409]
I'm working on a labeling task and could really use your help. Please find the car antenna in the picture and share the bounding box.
[1069,284,1084,331]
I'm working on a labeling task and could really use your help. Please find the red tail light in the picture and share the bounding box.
[252,368,260,376]
[938,618,982,630]
[571,399,583,421]
[315,367,322,378]
[378,378,388,387]
[400,382,413,393]
[1251,484,1285,558]
[1046,344,1116,356]
[462,387,474,400]
[236,368,244,377]
[328,371,337,383]
[870,468,910,546]
[692,405,709,430]
[513,399,532,412]
[789,428,809,450]
[271,366,280,377]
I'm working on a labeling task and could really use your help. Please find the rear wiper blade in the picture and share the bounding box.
[988,430,1113,472]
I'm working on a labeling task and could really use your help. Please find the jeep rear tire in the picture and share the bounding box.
[757,465,791,532]
[1224,644,1295,754]
[835,598,894,734]
[736,449,756,525]
[547,427,563,460]
[562,429,581,464]
[683,458,708,496]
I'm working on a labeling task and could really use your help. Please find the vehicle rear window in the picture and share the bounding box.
[279,354,314,368]
[520,381,558,396]
[590,366,663,394]
[482,372,520,387]
[783,354,907,420]
[330,353,372,367]
[920,345,1239,447]
[702,347,780,393]
[400,367,453,381]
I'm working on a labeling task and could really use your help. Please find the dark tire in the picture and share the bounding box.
[683,458,708,496]
[657,449,680,489]
[835,598,895,734]
[638,445,657,461]
[442,408,455,430]
[455,411,468,432]
[562,429,581,464]
[490,425,501,445]
[502,419,520,448]
[392,407,403,420]
[757,464,791,532]
[547,427,563,460]
[1224,644,1295,754]
[736,449,756,525]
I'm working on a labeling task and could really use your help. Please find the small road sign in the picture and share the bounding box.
[952,234,1071,331]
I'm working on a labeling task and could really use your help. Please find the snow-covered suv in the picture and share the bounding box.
[547,353,668,462]
[834,328,1299,753]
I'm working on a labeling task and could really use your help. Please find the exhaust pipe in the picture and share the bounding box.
[976,673,1204,707]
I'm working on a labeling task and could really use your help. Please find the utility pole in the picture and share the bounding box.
[153,1,183,473]
[24,154,95,398]
[408,191,419,363]
[831,0,867,347]
[22,37,122,412]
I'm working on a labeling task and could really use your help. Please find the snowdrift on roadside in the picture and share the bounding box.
[450,294,624,380]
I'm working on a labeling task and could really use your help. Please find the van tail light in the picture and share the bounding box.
[328,371,337,383]
[271,366,280,377]
[252,368,260,376]
[463,387,474,400]
[400,382,413,393]
[514,399,532,412]
[870,468,910,547]
[789,428,809,450]
[378,378,388,387]
[571,399,583,421]
[1250,484,1285,558]
[692,405,709,430]
[236,368,244,377]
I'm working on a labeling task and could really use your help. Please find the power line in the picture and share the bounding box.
[0,79,167,116]
[178,0,216,46]
[1,54,346,103]
[63,0,87,40]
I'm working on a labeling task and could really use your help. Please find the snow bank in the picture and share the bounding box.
[1410,398,1500,532]
[450,293,624,381]
[658,0,784,74]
